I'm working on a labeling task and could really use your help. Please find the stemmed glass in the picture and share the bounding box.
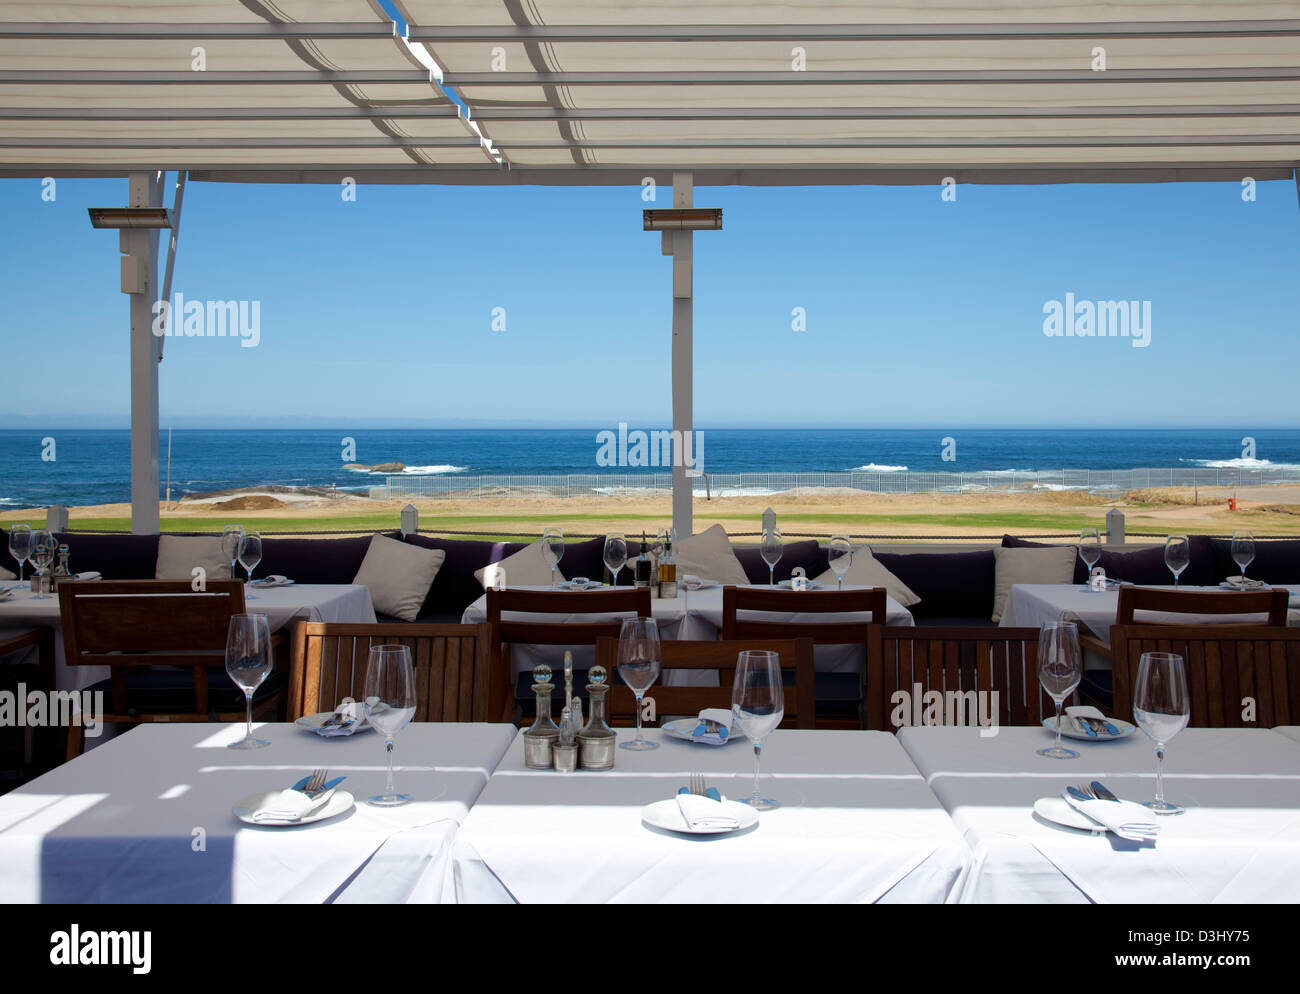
[29,529,56,599]
[363,645,417,806]
[828,536,853,589]
[1133,651,1190,815]
[1079,528,1102,589]
[1036,621,1082,759]
[8,523,32,586]
[603,532,627,587]
[1231,529,1255,584]
[225,613,272,749]
[238,530,263,599]
[731,650,785,810]
[617,617,661,751]
[541,527,565,588]
[1164,534,1190,587]
[221,524,244,580]
[760,528,783,586]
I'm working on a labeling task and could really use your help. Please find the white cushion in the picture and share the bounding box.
[816,549,920,607]
[991,545,1077,623]
[0,566,14,580]
[353,534,446,622]
[473,539,557,589]
[155,535,232,581]
[674,524,750,587]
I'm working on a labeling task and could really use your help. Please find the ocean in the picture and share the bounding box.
[4,428,1300,510]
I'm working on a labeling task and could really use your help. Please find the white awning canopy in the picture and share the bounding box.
[1,0,1296,185]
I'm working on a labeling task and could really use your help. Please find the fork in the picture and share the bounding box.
[300,768,327,796]
[689,772,707,797]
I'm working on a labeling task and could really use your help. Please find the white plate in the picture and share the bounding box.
[233,789,354,827]
[1040,716,1135,741]
[776,579,825,590]
[250,576,294,588]
[1033,796,1105,834]
[682,579,720,591]
[557,579,606,591]
[641,797,759,835]
[1220,577,1269,591]
[294,711,371,734]
[661,717,742,744]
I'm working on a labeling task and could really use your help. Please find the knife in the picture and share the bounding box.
[1091,716,1121,736]
[1090,780,1121,802]
[1074,716,1097,738]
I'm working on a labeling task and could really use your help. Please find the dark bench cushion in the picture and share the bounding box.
[734,539,823,585]
[871,548,995,620]
[1210,537,1300,584]
[52,532,160,579]
[1002,533,1214,586]
[259,533,390,585]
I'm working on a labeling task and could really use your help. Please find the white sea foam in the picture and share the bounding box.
[1180,457,1300,471]
[400,464,468,475]
[848,463,908,472]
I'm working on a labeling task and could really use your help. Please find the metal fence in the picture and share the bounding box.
[372,466,1300,500]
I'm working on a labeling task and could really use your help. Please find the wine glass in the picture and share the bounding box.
[760,528,783,586]
[731,650,785,810]
[1133,651,1190,815]
[221,524,244,580]
[1036,621,1082,759]
[1164,535,1190,587]
[238,530,263,598]
[828,536,853,590]
[363,645,417,806]
[1078,528,1102,588]
[29,528,56,599]
[603,532,627,587]
[1231,529,1255,584]
[7,523,31,586]
[541,527,565,588]
[617,617,661,751]
[225,613,272,749]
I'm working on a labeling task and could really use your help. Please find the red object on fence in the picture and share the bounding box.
[1228,498,1237,510]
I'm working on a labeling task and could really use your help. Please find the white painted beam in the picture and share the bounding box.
[125,172,161,535]
[671,172,693,540]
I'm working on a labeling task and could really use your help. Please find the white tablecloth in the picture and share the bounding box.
[1274,726,1300,745]
[462,584,914,678]
[1002,583,1300,649]
[898,726,1300,904]
[0,582,377,691]
[0,721,515,903]
[448,727,969,904]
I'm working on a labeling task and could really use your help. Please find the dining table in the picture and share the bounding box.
[1274,726,1300,746]
[445,726,970,904]
[0,720,516,903]
[898,725,1300,903]
[462,583,916,679]
[0,581,377,692]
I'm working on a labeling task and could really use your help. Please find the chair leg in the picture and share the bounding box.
[66,723,85,762]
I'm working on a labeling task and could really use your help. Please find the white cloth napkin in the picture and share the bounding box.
[316,700,364,737]
[251,574,290,587]
[252,788,332,823]
[692,707,732,744]
[1062,792,1160,842]
[675,792,739,830]
[681,574,704,591]
[1223,576,1268,590]
[73,571,101,581]
[1066,704,1113,734]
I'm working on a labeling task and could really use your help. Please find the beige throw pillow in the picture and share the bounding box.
[473,539,558,590]
[156,535,232,581]
[815,549,921,607]
[992,545,1076,623]
[353,534,445,622]
[673,524,750,586]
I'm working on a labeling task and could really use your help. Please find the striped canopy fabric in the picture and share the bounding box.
[1,0,1297,185]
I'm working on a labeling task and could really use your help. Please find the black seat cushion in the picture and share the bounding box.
[872,549,996,621]
[734,540,824,585]
[1001,533,1215,586]
[1209,537,1300,584]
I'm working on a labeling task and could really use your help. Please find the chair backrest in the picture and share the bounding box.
[595,637,816,729]
[57,579,246,715]
[289,621,496,722]
[1115,586,1289,626]
[485,587,653,718]
[720,586,888,643]
[866,625,1061,731]
[1109,623,1300,727]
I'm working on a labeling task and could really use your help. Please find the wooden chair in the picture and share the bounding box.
[1116,586,1290,626]
[0,626,57,774]
[721,585,888,729]
[59,580,285,758]
[1109,624,1300,727]
[866,625,1067,731]
[288,621,496,722]
[596,637,816,730]
[486,587,653,722]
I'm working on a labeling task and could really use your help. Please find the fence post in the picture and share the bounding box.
[47,504,69,533]
[400,504,418,537]
[1106,508,1125,546]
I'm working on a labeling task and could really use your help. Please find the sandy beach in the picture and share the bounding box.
[5,484,1300,540]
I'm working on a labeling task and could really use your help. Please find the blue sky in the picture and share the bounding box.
[1,174,1297,429]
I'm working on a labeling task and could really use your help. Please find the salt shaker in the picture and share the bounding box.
[553,706,579,772]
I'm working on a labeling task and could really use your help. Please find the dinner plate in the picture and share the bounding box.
[1220,577,1269,591]
[557,579,606,591]
[1040,716,1135,741]
[641,797,759,835]
[661,717,743,744]
[233,789,355,827]
[294,711,371,734]
[250,576,294,588]
[1033,796,1105,834]
[682,579,720,591]
[776,579,824,590]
